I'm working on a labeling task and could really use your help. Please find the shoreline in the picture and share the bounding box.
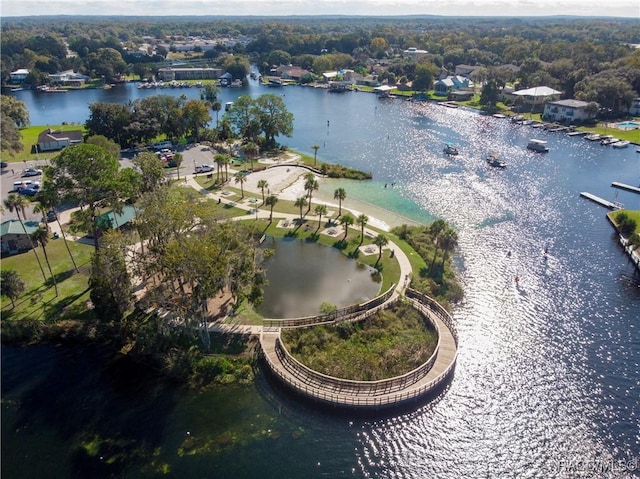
[242,163,425,231]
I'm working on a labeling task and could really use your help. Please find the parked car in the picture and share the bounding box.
[1,161,8,169]
[13,180,40,191]
[22,168,43,177]
[17,187,39,196]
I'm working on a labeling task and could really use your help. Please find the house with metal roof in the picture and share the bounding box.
[10,69,30,84]
[509,86,562,113]
[434,76,474,96]
[1,220,39,256]
[543,99,596,123]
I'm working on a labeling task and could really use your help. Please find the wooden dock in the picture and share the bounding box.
[611,182,640,195]
[260,293,458,410]
[580,192,623,210]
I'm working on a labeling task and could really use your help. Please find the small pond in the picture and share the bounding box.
[258,237,381,318]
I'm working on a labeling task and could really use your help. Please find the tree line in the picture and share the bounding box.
[82,92,293,150]
[2,16,639,117]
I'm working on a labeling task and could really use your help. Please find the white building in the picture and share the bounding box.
[10,69,29,83]
[49,70,90,86]
[543,99,595,123]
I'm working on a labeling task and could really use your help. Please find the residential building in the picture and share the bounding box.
[356,75,380,87]
[543,99,595,123]
[275,65,310,81]
[49,70,90,86]
[10,69,29,83]
[455,64,481,78]
[1,220,39,256]
[508,86,562,113]
[37,129,84,152]
[403,47,429,60]
[629,98,640,116]
[434,76,474,95]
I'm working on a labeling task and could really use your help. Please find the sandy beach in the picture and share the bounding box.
[241,164,421,231]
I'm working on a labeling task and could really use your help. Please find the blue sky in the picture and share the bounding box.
[1,0,638,18]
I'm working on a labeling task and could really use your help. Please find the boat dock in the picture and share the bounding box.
[611,182,640,194]
[580,192,623,210]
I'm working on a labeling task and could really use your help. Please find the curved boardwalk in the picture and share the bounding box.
[260,291,458,410]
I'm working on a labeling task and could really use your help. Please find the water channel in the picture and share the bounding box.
[3,80,640,478]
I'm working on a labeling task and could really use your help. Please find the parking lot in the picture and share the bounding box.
[0,144,221,224]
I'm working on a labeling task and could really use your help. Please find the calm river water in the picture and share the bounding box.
[3,80,640,478]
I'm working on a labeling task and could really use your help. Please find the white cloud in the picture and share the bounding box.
[1,0,637,17]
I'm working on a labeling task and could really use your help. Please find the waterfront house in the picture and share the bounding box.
[543,99,596,123]
[10,69,29,84]
[322,71,339,83]
[37,129,84,152]
[434,76,474,95]
[49,70,90,87]
[629,98,640,116]
[275,65,310,82]
[356,75,381,87]
[508,86,562,113]
[1,220,39,256]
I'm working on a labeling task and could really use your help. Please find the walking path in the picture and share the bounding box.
[44,164,458,409]
[259,293,458,409]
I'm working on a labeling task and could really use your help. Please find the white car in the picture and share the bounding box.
[195,164,215,173]
[22,167,43,177]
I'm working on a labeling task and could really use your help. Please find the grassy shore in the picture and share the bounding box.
[6,124,87,163]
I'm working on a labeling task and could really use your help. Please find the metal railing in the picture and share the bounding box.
[259,291,459,408]
[262,283,395,329]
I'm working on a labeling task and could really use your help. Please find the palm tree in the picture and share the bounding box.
[211,101,222,127]
[265,195,278,222]
[294,197,308,221]
[304,173,319,212]
[257,179,269,205]
[234,171,247,199]
[340,213,354,241]
[3,193,48,282]
[311,144,320,166]
[314,204,328,229]
[356,213,369,241]
[214,153,225,184]
[243,142,259,171]
[429,219,448,273]
[31,225,58,296]
[333,188,347,217]
[222,154,231,182]
[35,188,79,272]
[373,234,389,266]
[440,227,459,269]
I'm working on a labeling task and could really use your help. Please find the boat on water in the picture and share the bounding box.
[527,139,549,152]
[612,140,630,149]
[584,133,602,141]
[600,135,618,145]
[486,153,506,168]
[443,142,459,155]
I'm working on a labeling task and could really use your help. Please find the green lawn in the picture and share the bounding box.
[610,209,640,234]
[1,237,94,321]
[7,124,87,163]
